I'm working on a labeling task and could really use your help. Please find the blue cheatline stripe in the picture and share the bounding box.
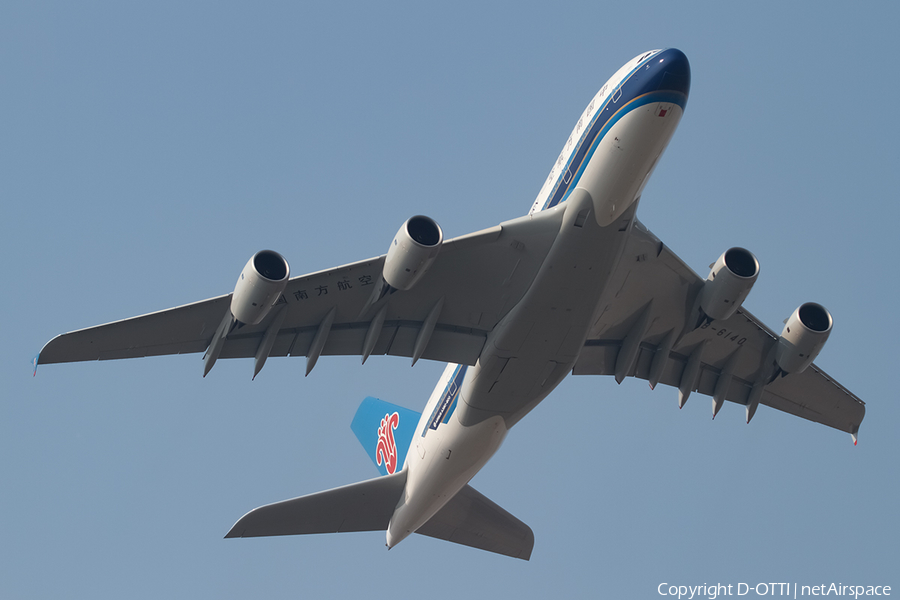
[540,50,689,212]
[546,89,687,211]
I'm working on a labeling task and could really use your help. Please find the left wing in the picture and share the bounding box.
[572,219,865,438]
[38,208,564,374]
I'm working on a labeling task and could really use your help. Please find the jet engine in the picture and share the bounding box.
[231,250,291,325]
[383,215,443,291]
[775,302,832,374]
[698,247,759,322]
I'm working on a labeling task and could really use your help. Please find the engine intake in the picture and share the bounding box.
[383,215,443,291]
[231,250,290,325]
[698,247,759,322]
[775,302,832,374]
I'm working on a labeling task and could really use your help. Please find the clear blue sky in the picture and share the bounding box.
[3,2,898,598]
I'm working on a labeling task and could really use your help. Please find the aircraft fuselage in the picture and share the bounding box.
[387,48,691,547]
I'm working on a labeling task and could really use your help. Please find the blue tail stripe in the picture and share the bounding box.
[351,397,422,476]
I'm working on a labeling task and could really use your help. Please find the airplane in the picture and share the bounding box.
[36,48,865,561]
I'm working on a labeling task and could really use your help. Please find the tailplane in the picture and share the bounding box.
[225,471,408,538]
[225,396,534,560]
[418,484,534,559]
[225,476,534,560]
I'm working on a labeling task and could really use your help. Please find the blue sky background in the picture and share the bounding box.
[3,2,898,598]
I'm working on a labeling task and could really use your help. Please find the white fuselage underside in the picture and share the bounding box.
[387,90,685,547]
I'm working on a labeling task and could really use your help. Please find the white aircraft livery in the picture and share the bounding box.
[37,49,864,560]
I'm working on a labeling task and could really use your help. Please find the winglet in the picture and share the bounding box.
[32,353,39,377]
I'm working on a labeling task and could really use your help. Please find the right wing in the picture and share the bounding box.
[571,219,865,438]
[38,208,564,373]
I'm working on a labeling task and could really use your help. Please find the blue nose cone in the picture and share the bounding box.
[653,48,691,99]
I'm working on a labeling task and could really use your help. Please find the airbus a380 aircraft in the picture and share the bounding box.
[37,49,864,560]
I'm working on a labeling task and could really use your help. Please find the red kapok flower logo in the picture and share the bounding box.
[376,412,400,474]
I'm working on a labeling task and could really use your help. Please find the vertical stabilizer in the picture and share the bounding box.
[351,397,422,476]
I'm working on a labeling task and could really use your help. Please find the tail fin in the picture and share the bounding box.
[351,397,421,476]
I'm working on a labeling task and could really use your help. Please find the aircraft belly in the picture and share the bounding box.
[386,191,635,546]
[460,188,637,425]
[389,88,684,551]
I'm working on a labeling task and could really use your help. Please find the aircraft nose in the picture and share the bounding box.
[653,48,691,99]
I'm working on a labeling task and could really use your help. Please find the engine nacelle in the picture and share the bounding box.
[231,250,290,325]
[698,247,759,322]
[383,215,443,291]
[775,302,832,374]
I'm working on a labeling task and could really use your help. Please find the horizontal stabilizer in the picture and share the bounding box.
[225,471,406,538]
[225,474,533,560]
[418,484,534,560]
